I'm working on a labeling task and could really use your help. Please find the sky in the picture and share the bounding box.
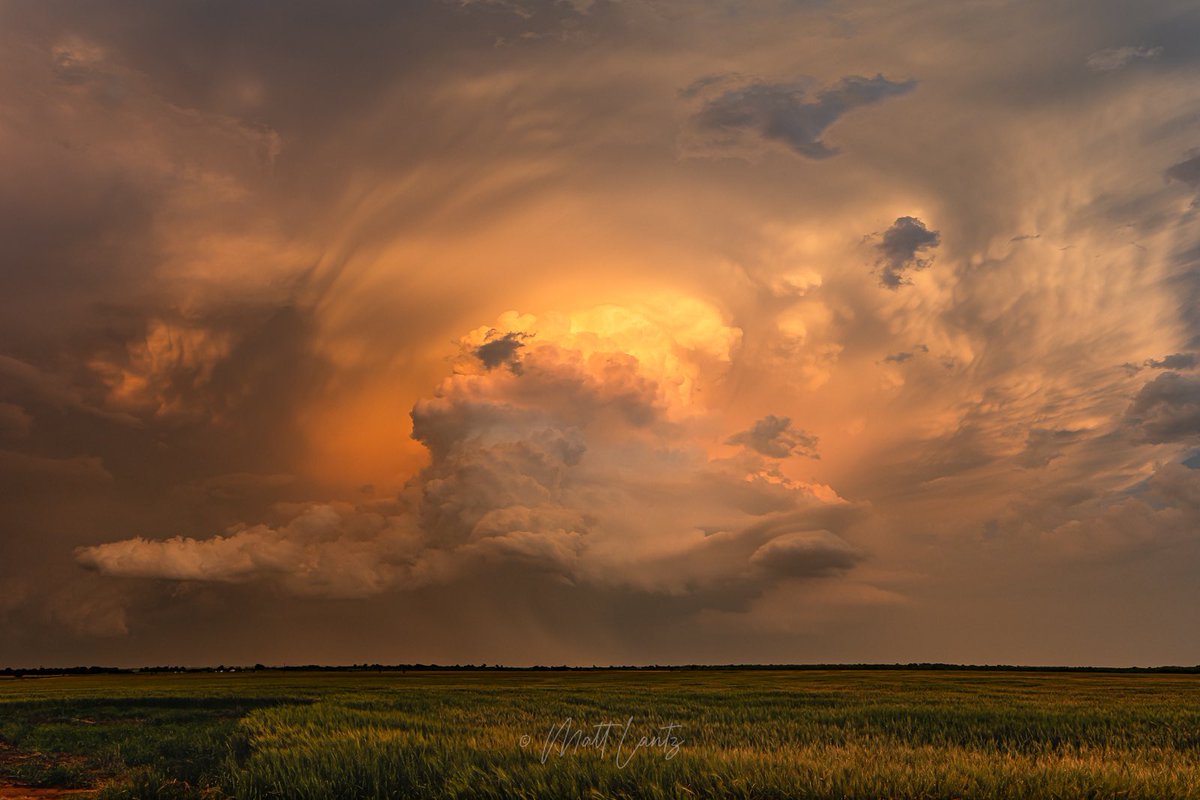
[2,0,1199,668]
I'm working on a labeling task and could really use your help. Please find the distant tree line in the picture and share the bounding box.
[3,662,1200,677]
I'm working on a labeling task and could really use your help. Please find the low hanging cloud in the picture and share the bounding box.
[77,300,863,603]
[1085,45,1163,71]
[727,415,819,459]
[685,74,916,159]
[1124,371,1200,444]
[1144,353,1198,370]
[876,216,941,288]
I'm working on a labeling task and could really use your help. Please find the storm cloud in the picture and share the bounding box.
[727,415,819,459]
[4,0,1200,667]
[687,74,916,159]
[79,304,860,604]
[876,216,941,288]
[1125,372,1200,443]
[473,331,530,374]
[1167,153,1200,191]
[1144,353,1198,370]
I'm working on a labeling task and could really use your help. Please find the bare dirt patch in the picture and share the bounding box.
[0,742,98,798]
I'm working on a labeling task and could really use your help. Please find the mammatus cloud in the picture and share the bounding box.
[1086,45,1163,71]
[78,301,861,603]
[876,216,940,288]
[685,74,916,159]
[727,415,819,459]
[1125,372,1200,444]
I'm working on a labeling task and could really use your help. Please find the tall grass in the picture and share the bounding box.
[2,670,1198,798]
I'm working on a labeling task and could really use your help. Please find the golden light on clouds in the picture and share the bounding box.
[1,0,1199,667]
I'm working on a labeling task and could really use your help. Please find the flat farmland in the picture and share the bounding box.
[1,669,1198,799]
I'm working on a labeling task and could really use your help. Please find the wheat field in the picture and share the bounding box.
[1,669,1198,799]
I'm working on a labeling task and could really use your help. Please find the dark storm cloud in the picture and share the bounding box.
[747,529,860,577]
[78,314,863,609]
[689,74,916,159]
[0,135,160,344]
[0,355,140,428]
[727,415,819,459]
[883,345,928,364]
[0,450,111,485]
[1016,428,1088,469]
[0,301,331,642]
[8,1,479,129]
[1167,153,1200,190]
[1125,372,1200,444]
[0,2,334,616]
[876,216,940,288]
[0,11,300,349]
[1144,353,1198,370]
[5,0,633,156]
[0,0,607,326]
[474,331,530,374]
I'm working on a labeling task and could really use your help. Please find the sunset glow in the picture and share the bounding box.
[2,0,1199,668]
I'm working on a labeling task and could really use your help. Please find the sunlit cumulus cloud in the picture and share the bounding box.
[78,299,861,602]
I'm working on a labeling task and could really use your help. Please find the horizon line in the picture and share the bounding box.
[4,662,1200,675]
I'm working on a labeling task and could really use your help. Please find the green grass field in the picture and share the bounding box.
[1,669,1198,799]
